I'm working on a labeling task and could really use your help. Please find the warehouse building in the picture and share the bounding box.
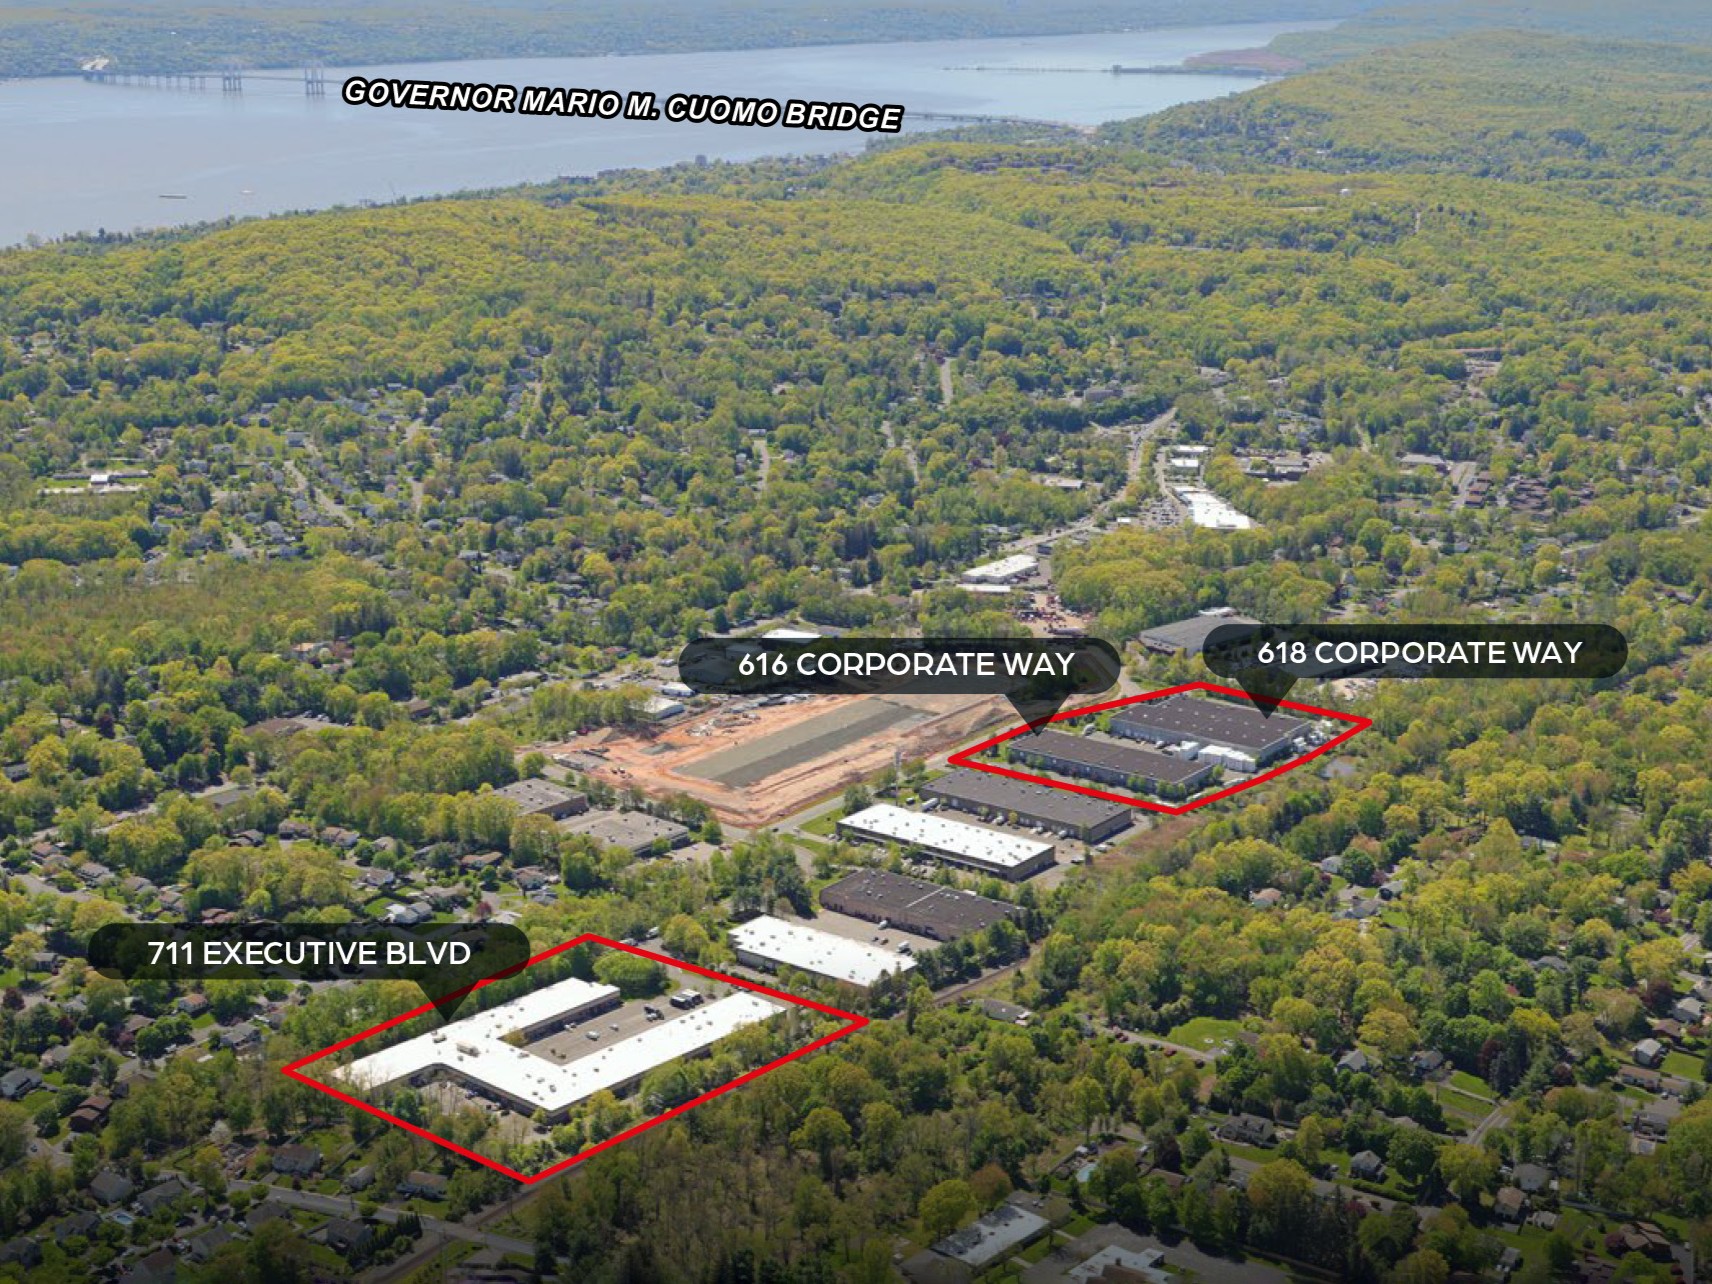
[1110,694,1309,770]
[1004,729,1212,798]
[730,915,916,988]
[490,778,589,821]
[558,808,691,857]
[1137,610,1259,657]
[922,767,1132,843]
[819,868,1019,942]
[961,553,1039,585]
[836,803,1057,881]
[334,976,777,1121]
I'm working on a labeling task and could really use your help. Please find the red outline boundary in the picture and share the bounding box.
[281,934,866,1184]
[946,680,1370,816]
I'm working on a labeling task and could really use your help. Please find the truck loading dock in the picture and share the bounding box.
[1109,694,1308,768]
[921,767,1132,843]
[1004,729,1213,797]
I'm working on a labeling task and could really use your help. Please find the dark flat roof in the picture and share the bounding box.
[820,869,1016,938]
[1111,693,1307,754]
[1007,729,1209,786]
[923,767,1131,827]
[1138,613,1259,655]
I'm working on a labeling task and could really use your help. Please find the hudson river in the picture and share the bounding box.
[0,20,1329,246]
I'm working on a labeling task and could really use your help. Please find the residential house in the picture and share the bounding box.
[137,1177,190,1216]
[1494,1186,1529,1223]
[1350,1151,1386,1182]
[186,1225,234,1263]
[320,1218,373,1254]
[118,1246,178,1284]
[271,1144,321,1176]
[68,1096,111,1133]
[1671,996,1705,1027]
[88,1169,135,1206]
[55,1211,102,1244]
[398,1170,449,1200]
[1217,1114,1276,1147]
[1632,1039,1667,1069]
[1633,1108,1671,1141]
[1410,1050,1448,1080]
[0,1239,41,1269]
[1513,1163,1553,1196]
[0,1068,42,1100]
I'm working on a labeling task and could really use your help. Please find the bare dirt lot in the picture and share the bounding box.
[542,691,1009,828]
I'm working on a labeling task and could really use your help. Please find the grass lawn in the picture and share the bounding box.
[1662,1050,1706,1082]
[1165,1017,1245,1052]
[1219,1140,1281,1165]
[1059,1213,1097,1237]
[1018,1235,1057,1264]
[1436,1089,1493,1124]
[1449,1070,1493,1097]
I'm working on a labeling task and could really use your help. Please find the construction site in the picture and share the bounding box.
[542,690,1009,828]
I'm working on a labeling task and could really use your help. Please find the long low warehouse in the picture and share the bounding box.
[1004,729,1212,798]
[921,767,1132,844]
[819,868,1019,942]
[836,803,1057,881]
[332,976,779,1121]
[1109,693,1308,769]
[731,914,916,988]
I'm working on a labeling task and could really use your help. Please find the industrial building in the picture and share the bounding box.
[490,778,589,820]
[819,868,1019,943]
[836,803,1057,881]
[333,975,778,1121]
[557,808,691,857]
[1110,693,1309,770]
[1004,729,1213,797]
[922,767,1132,843]
[1136,609,1259,657]
[730,915,916,988]
[961,553,1039,585]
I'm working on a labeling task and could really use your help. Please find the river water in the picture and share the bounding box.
[0,20,1328,246]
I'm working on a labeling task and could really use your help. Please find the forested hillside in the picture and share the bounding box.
[1113,33,1712,211]
[1271,0,1712,65]
[0,0,1360,78]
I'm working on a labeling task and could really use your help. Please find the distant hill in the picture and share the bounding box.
[0,0,1364,79]
[1272,0,1712,65]
[1110,32,1712,211]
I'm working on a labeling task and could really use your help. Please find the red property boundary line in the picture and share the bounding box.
[282,934,866,1184]
[947,680,1370,817]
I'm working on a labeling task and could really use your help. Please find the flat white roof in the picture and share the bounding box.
[333,978,781,1114]
[1175,487,1255,530]
[761,627,821,640]
[962,553,1038,582]
[839,803,1055,870]
[731,914,916,988]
